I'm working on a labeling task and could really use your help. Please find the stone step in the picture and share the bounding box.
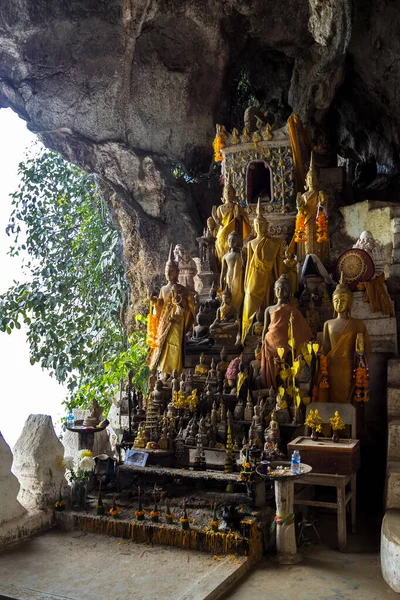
[387,460,400,510]
[381,509,400,592]
[388,359,400,388]
[388,420,400,459]
[388,388,400,419]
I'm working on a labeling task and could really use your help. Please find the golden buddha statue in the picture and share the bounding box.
[283,247,299,297]
[318,277,371,403]
[220,231,245,313]
[241,199,284,342]
[209,287,240,343]
[260,274,312,388]
[148,246,195,375]
[195,352,209,376]
[211,181,251,263]
[294,152,328,264]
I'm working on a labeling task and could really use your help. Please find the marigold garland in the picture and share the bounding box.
[353,366,369,402]
[212,134,225,163]
[316,209,328,244]
[147,301,159,349]
[294,212,306,243]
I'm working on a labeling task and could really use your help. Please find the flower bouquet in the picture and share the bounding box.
[329,411,346,442]
[63,450,96,509]
[305,409,323,441]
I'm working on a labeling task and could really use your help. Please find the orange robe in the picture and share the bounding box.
[260,303,312,388]
[317,318,371,403]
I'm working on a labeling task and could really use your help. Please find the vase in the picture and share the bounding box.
[332,430,340,443]
[310,428,319,441]
[71,479,87,509]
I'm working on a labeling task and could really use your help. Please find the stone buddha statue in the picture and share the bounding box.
[186,310,214,350]
[194,352,209,377]
[148,246,195,375]
[174,244,198,293]
[294,152,329,264]
[220,230,245,313]
[209,287,240,345]
[152,379,166,413]
[205,282,221,310]
[251,308,264,336]
[216,347,230,377]
[241,199,284,342]
[211,181,251,263]
[318,277,371,403]
[260,274,312,388]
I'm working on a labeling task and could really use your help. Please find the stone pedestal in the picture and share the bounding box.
[13,414,65,510]
[0,433,26,526]
[351,291,397,354]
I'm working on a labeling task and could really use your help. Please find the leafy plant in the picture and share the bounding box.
[0,146,147,409]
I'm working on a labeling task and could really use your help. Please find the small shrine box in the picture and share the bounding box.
[288,437,360,476]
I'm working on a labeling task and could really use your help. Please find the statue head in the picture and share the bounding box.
[254,198,268,236]
[332,274,352,316]
[196,312,208,327]
[255,307,264,323]
[172,369,178,379]
[209,281,218,299]
[174,244,189,263]
[222,287,233,305]
[228,231,242,250]
[165,245,179,283]
[305,152,318,192]
[274,274,291,301]
[223,182,236,204]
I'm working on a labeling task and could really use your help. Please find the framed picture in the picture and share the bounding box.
[124,449,148,467]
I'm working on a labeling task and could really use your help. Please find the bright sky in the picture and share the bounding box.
[0,109,65,448]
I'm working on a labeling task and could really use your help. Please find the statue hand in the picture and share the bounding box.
[319,191,327,205]
[296,192,305,210]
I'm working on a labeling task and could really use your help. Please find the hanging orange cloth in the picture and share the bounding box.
[357,273,394,316]
[288,114,311,193]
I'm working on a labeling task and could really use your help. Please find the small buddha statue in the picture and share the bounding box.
[266,409,280,445]
[244,391,253,422]
[220,230,245,313]
[216,347,230,376]
[187,311,214,350]
[83,398,103,426]
[207,358,217,381]
[283,248,299,297]
[211,401,218,427]
[318,276,371,403]
[251,308,264,337]
[133,423,147,449]
[195,352,209,377]
[152,379,166,413]
[233,398,244,420]
[236,361,249,401]
[159,424,169,450]
[171,369,180,396]
[210,287,241,345]
[249,342,262,390]
[174,244,198,293]
[198,417,209,447]
[205,282,221,310]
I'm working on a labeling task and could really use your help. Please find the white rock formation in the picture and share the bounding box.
[0,433,26,525]
[12,414,65,510]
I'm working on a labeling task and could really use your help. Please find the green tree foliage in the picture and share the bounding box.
[0,147,148,408]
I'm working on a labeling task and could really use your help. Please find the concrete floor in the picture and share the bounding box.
[0,530,245,600]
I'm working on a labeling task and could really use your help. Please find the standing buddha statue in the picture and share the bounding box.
[220,231,245,313]
[318,277,371,403]
[211,181,251,263]
[293,152,329,264]
[241,199,284,342]
[147,246,195,375]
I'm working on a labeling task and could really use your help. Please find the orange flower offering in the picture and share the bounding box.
[319,354,329,389]
[294,212,306,242]
[146,302,159,349]
[353,366,369,402]
[316,209,328,244]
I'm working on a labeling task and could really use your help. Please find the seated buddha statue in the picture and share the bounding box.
[317,276,371,403]
[186,311,214,352]
[209,287,240,346]
[194,352,209,377]
[260,274,312,388]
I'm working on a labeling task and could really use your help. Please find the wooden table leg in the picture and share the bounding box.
[274,479,302,564]
[337,482,347,551]
[351,473,356,534]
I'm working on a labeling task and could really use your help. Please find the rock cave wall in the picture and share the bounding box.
[1,0,400,317]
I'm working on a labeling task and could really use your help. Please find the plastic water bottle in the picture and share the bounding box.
[66,409,75,429]
[291,450,301,474]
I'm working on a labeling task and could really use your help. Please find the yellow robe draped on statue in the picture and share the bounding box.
[215,205,251,263]
[224,253,244,313]
[317,318,371,403]
[148,287,195,375]
[241,237,284,342]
